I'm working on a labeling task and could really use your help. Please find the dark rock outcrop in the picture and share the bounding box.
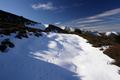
[45,24,66,33]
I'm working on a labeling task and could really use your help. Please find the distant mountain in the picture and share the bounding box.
[105,31,119,36]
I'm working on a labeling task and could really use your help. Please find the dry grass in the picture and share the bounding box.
[104,45,120,67]
[79,32,113,47]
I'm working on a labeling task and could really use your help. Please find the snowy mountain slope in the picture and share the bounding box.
[105,31,119,36]
[0,33,120,80]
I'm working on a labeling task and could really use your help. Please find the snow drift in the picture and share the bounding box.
[0,32,120,80]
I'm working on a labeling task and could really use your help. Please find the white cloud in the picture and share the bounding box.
[77,19,102,24]
[63,8,120,26]
[57,8,120,32]
[32,2,57,10]
[54,22,61,25]
[88,8,120,19]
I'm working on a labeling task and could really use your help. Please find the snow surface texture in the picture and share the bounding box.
[0,33,120,80]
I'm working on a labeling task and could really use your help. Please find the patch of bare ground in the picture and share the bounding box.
[104,45,120,67]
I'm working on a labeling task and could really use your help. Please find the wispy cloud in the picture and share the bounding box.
[88,8,120,19]
[62,8,120,32]
[54,22,61,25]
[77,19,102,24]
[32,2,57,10]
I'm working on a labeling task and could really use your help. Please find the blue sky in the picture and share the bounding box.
[0,0,120,32]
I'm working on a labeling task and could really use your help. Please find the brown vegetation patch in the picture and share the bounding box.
[104,45,120,67]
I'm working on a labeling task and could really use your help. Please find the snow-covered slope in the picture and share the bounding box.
[0,33,120,80]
